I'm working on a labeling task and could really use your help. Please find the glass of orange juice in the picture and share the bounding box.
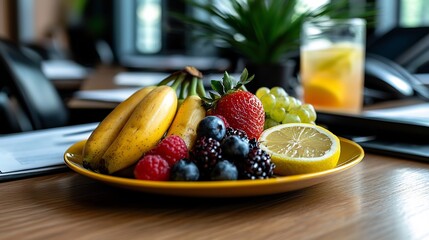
[300,18,366,114]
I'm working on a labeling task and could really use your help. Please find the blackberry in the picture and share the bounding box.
[239,147,275,180]
[225,127,248,141]
[191,136,223,180]
[248,138,259,149]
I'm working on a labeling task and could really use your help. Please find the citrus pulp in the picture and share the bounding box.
[258,123,341,175]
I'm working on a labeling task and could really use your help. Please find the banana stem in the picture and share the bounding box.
[157,73,178,86]
[188,76,198,96]
[180,79,190,99]
[196,78,206,97]
[187,78,194,97]
[171,73,186,91]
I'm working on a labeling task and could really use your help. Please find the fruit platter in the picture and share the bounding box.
[64,67,364,197]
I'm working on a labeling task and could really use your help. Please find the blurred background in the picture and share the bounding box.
[1,0,428,71]
[1,0,429,133]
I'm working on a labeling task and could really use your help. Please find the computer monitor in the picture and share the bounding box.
[112,0,230,71]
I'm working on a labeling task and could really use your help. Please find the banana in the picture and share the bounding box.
[82,86,155,171]
[102,85,178,174]
[166,94,206,150]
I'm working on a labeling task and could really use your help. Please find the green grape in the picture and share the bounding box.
[287,106,299,115]
[270,86,288,98]
[260,93,276,113]
[295,106,311,123]
[302,104,317,122]
[264,118,280,129]
[256,87,270,99]
[270,107,286,123]
[282,113,301,124]
[286,96,300,111]
[275,95,291,109]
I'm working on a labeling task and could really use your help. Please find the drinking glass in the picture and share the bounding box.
[300,18,366,114]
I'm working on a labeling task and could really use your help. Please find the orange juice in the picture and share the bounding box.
[301,43,364,114]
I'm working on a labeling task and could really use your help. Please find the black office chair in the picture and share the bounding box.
[0,38,69,134]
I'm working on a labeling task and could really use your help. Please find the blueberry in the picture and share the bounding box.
[197,116,226,141]
[221,135,249,159]
[170,159,200,181]
[211,160,238,181]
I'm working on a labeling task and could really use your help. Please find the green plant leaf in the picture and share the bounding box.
[175,0,374,64]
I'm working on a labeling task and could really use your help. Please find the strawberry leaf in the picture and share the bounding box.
[201,96,214,104]
[222,72,232,91]
[211,80,225,95]
[200,68,255,110]
[209,91,221,100]
[240,68,249,83]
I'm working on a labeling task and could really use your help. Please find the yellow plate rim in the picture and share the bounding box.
[64,137,364,197]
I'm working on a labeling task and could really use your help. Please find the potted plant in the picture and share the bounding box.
[174,0,369,93]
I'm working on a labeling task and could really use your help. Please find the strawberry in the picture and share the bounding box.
[200,69,265,139]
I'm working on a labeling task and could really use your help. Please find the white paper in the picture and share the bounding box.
[113,71,240,88]
[73,88,141,103]
[364,103,429,125]
[41,59,89,80]
[0,123,97,173]
[114,72,169,87]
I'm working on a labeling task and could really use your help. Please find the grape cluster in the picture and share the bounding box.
[256,87,317,129]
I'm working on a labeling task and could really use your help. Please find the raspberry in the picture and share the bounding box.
[147,135,189,167]
[134,155,170,181]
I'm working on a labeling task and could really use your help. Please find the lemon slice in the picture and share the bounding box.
[304,77,344,107]
[258,123,341,176]
[313,47,353,72]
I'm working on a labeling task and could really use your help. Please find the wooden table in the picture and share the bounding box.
[25,65,427,239]
[1,153,429,239]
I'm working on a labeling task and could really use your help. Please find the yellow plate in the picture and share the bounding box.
[64,138,364,197]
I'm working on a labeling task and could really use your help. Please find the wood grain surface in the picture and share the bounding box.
[1,153,429,240]
[7,66,429,239]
